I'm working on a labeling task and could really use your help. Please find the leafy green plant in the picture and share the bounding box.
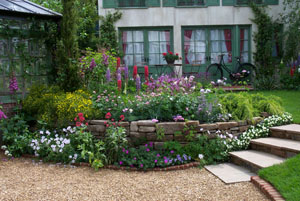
[156,125,165,140]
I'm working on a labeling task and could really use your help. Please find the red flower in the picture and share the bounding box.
[111,118,114,122]
[133,65,138,79]
[74,117,77,121]
[162,53,167,56]
[117,57,121,68]
[290,68,294,77]
[79,116,85,122]
[144,65,149,79]
[120,115,125,121]
[168,51,173,55]
[76,122,81,127]
[117,80,122,91]
[78,113,83,117]
[176,53,179,56]
[85,122,89,126]
[105,112,111,119]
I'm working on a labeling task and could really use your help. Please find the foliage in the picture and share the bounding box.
[22,84,92,128]
[253,74,280,90]
[0,115,34,157]
[162,51,179,63]
[104,114,128,165]
[31,0,99,50]
[79,49,117,90]
[183,134,228,165]
[259,154,300,201]
[281,0,300,61]
[56,0,80,92]
[117,142,192,170]
[99,11,122,54]
[250,3,282,77]
[280,70,300,90]
[218,93,284,120]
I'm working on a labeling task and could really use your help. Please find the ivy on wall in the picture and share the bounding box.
[250,3,282,77]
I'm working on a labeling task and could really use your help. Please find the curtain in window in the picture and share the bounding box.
[149,31,170,65]
[224,29,232,63]
[210,30,220,63]
[184,30,193,64]
[240,29,249,62]
[122,31,144,66]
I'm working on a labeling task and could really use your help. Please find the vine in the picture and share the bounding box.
[250,3,282,77]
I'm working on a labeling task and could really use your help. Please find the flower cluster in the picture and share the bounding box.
[1,145,12,157]
[9,72,19,93]
[74,113,88,127]
[0,109,7,120]
[162,51,180,63]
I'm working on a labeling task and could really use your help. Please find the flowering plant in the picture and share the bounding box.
[162,51,179,63]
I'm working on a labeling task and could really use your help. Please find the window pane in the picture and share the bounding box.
[123,31,133,42]
[133,31,144,42]
[134,43,144,54]
[195,41,206,52]
[195,53,205,64]
[195,30,205,41]
[134,54,144,64]
[160,42,168,53]
[0,39,9,56]
[210,30,220,40]
[160,31,170,42]
[124,55,133,66]
[149,42,159,53]
[149,54,160,65]
[149,31,159,41]
[211,41,219,52]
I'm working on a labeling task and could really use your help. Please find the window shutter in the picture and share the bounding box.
[206,0,220,6]
[147,0,161,7]
[163,0,176,7]
[264,0,279,5]
[103,0,117,8]
[222,0,235,6]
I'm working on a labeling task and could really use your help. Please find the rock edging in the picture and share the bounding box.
[251,176,285,201]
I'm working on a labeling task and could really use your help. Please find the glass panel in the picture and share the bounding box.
[195,41,206,52]
[160,42,168,53]
[124,43,133,54]
[133,31,144,42]
[149,54,159,65]
[124,55,133,66]
[195,30,205,41]
[123,31,133,42]
[134,43,144,54]
[242,52,249,62]
[134,55,144,64]
[160,31,170,42]
[149,42,159,53]
[211,41,219,52]
[0,39,9,56]
[12,1,50,15]
[210,30,219,40]
[211,53,220,63]
[0,0,29,13]
[149,31,159,41]
[195,53,205,64]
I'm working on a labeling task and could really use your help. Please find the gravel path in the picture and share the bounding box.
[0,153,269,201]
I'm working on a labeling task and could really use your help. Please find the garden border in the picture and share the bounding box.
[251,176,285,201]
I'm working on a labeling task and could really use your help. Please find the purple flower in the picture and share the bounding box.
[122,148,125,152]
[119,161,123,165]
[89,58,96,70]
[9,72,18,93]
[126,150,129,154]
[106,68,111,83]
[0,109,7,120]
[154,159,157,163]
[156,154,160,157]
[145,144,148,147]
[146,148,150,152]
[133,157,136,160]
[124,66,129,80]
[136,75,141,92]
[173,115,184,122]
[164,159,168,164]
[170,150,174,154]
[149,142,153,147]
[163,156,167,160]
[140,164,143,168]
[102,54,109,66]
[117,68,121,81]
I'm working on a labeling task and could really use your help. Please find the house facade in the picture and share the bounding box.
[98,0,282,76]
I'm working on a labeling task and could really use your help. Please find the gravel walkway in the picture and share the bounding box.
[0,153,269,201]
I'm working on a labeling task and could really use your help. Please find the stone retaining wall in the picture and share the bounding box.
[88,117,263,150]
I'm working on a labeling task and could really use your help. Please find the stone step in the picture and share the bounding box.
[250,137,300,158]
[205,163,256,184]
[270,124,300,141]
[230,150,285,173]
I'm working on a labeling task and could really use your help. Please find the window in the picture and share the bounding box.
[183,28,233,65]
[118,0,146,7]
[240,28,250,62]
[177,0,205,6]
[236,0,263,5]
[121,28,172,66]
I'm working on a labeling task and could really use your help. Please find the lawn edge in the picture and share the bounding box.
[251,176,285,201]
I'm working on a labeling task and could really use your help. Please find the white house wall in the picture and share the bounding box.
[98,0,284,62]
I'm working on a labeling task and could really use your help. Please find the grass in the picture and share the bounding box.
[259,154,300,201]
[250,90,300,123]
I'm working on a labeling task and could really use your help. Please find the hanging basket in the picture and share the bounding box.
[166,59,175,64]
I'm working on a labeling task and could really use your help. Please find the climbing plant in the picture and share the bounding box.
[250,3,282,77]
[99,11,122,55]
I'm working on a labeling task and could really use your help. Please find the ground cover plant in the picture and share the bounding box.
[250,90,300,123]
[259,154,300,201]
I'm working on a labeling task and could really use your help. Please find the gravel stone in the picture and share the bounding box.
[0,153,269,201]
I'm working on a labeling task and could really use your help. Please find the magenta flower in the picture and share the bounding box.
[140,164,143,168]
[154,160,157,163]
[126,150,129,154]
[145,144,148,147]
[133,157,136,160]
[146,148,150,152]
[0,109,7,120]
[156,154,160,157]
[136,75,141,92]
[119,161,123,165]
[170,150,174,154]
[164,160,168,164]
[151,119,159,123]
[149,142,153,147]
[9,72,18,93]
[89,58,96,70]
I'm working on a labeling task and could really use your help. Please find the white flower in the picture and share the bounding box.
[46,130,51,135]
[63,128,67,132]
[74,154,78,159]
[1,145,7,150]
[71,160,75,164]
[198,154,204,160]
[69,155,72,159]
[67,126,72,131]
[4,150,9,155]
[59,149,63,153]
[129,109,133,113]
[39,130,44,135]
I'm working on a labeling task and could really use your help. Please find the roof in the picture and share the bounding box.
[0,0,62,19]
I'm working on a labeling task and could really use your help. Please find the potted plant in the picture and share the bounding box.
[162,51,179,64]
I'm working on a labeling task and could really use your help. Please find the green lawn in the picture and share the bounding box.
[259,154,300,201]
[251,90,300,123]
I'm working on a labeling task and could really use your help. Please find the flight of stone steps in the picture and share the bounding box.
[229,124,300,173]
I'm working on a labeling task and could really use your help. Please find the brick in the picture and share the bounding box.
[130,121,138,132]
[139,126,156,133]
[137,120,156,126]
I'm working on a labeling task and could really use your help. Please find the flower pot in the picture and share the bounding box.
[166,59,175,64]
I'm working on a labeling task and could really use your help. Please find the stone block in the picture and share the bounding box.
[253,117,263,124]
[185,120,199,128]
[198,123,218,131]
[88,125,106,133]
[139,126,156,133]
[130,132,145,139]
[239,126,250,132]
[238,120,248,126]
[230,127,240,131]
[157,122,185,135]
[163,134,174,142]
[89,120,107,125]
[146,133,158,141]
[216,122,237,130]
[137,120,156,126]
[119,122,129,127]
[130,121,138,132]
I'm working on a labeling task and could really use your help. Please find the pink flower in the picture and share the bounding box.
[151,119,159,123]
[146,148,150,152]
[154,160,157,163]
[119,161,123,165]
[0,109,7,120]
[164,160,168,164]
[140,164,143,168]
